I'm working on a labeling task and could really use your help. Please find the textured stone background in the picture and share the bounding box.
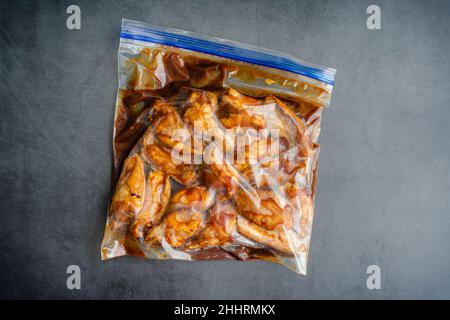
[1,0,449,299]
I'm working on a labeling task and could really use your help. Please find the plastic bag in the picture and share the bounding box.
[101,19,336,274]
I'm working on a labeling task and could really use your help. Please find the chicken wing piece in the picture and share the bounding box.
[264,95,311,156]
[233,188,293,231]
[102,154,145,258]
[151,100,187,149]
[222,92,309,153]
[143,221,166,247]
[235,140,305,188]
[132,171,171,242]
[236,215,303,255]
[221,88,261,113]
[199,167,230,200]
[183,90,219,132]
[209,200,237,240]
[141,127,197,185]
[235,182,313,255]
[236,96,312,187]
[220,113,267,130]
[147,186,216,248]
[219,88,266,130]
[207,146,261,203]
[143,186,216,248]
[209,161,239,197]
[142,143,197,185]
[151,100,203,161]
[233,131,283,175]
[182,89,230,146]
[110,153,146,215]
[182,89,240,162]
[187,200,237,250]
[169,186,216,212]
[164,209,206,248]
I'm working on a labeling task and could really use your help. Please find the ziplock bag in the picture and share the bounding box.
[101,18,336,274]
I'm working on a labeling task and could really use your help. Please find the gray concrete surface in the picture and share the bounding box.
[1,0,449,299]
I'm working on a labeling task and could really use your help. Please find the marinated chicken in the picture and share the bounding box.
[219,88,266,130]
[140,106,198,185]
[151,100,187,149]
[102,24,335,275]
[164,209,206,248]
[132,171,171,241]
[169,186,216,212]
[187,200,237,250]
[145,186,216,248]
[104,84,317,264]
[233,188,293,231]
[102,154,145,257]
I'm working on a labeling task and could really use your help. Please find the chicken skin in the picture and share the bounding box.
[102,154,145,258]
[132,171,171,242]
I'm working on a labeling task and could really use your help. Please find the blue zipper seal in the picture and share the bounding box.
[120,19,336,86]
